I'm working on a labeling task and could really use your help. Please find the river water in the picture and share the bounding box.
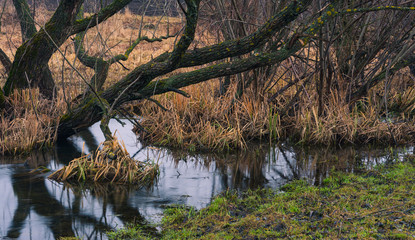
[0,120,409,239]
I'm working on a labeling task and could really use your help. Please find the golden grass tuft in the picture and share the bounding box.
[0,89,65,155]
[136,76,415,150]
[48,136,159,185]
[286,89,415,145]
[136,82,271,151]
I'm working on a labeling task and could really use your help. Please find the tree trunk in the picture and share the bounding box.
[56,0,312,139]
[4,39,56,96]
[3,0,133,97]
[4,0,85,97]
[13,0,37,42]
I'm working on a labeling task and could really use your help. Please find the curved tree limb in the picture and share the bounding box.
[71,0,133,35]
[135,44,303,100]
[57,40,304,138]
[168,0,200,66]
[57,0,313,138]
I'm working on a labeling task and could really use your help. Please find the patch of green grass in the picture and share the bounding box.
[107,224,156,240]
[108,160,415,239]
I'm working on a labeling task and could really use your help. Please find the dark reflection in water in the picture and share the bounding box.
[0,120,411,239]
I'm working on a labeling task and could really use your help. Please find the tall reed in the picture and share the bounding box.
[0,89,64,155]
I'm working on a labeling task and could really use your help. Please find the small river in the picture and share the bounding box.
[0,120,410,239]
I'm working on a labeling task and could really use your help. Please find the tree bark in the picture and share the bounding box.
[4,0,85,96]
[3,0,133,97]
[56,0,312,139]
[57,42,304,138]
[12,0,37,42]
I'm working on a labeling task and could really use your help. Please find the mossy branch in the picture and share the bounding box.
[57,0,313,138]
[134,44,303,100]
[172,0,312,69]
[12,0,37,42]
[109,34,178,64]
[71,0,133,35]
[168,0,200,66]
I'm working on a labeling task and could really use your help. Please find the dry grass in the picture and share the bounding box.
[2,3,415,154]
[48,136,159,185]
[136,73,415,151]
[136,82,271,151]
[284,86,415,145]
[0,89,65,155]
[0,2,184,87]
[0,4,185,155]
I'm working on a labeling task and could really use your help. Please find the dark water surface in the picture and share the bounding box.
[0,120,410,239]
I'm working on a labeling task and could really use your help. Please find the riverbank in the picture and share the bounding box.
[108,156,415,239]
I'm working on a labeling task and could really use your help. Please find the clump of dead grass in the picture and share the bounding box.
[136,76,415,151]
[136,82,271,151]
[286,89,415,145]
[48,136,159,185]
[0,89,64,155]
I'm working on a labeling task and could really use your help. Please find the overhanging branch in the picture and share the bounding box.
[135,44,303,100]
[71,0,133,35]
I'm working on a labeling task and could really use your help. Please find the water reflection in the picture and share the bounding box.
[0,120,410,239]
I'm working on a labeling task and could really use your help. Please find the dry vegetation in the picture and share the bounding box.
[1,2,415,155]
[136,68,415,151]
[48,136,159,184]
[0,89,64,155]
[137,83,270,151]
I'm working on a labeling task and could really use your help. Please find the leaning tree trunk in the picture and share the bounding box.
[57,0,313,139]
[4,38,56,97]
[3,0,134,97]
[3,0,85,97]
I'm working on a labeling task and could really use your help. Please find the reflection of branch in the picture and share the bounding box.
[6,199,30,239]
[271,167,292,181]
[279,146,299,180]
[8,171,114,239]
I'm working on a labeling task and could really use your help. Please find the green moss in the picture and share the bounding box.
[0,89,4,109]
[107,224,155,240]
[108,160,415,239]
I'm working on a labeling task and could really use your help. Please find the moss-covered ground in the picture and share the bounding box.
[108,157,415,239]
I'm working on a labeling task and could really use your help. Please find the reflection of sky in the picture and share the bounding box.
[70,120,242,222]
[1,119,412,239]
[0,165,17,237]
